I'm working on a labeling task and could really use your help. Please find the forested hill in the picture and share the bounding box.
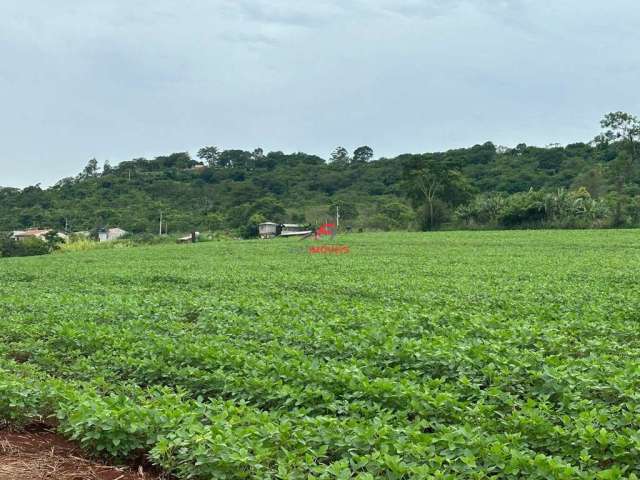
[1,118,638,235]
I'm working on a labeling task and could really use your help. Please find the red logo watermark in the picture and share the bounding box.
[307,223,349,254]
[315,222,336,240]
[308,245,350,255]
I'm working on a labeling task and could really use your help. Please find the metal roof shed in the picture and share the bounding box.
[258,222,279,239]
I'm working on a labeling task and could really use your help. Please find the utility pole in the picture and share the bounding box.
[159,211,163,236]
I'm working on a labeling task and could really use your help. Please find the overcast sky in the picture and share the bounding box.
[1,0,639,187]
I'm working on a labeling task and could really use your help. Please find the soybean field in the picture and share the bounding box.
[2,231,640,479]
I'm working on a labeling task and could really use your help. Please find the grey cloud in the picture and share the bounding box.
[230,0,347,28]
[367,0,526,20]
[218,31,279,47]
[0,0,639,187]
[373,0,465,19]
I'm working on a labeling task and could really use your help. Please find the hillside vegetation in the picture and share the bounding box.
[2,231,640,478]
[1,112,638,235]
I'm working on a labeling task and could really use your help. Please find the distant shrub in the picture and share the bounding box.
[0,235,49,258]
[59,238,101,252]
[43,230,65,251]
[59,233,206,253]
[455,188,610,229]
[365,201,414,231]
[125,233,178,245]
[198,231,234,242]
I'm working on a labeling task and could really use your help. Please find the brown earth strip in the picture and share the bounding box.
[0,428,158,480]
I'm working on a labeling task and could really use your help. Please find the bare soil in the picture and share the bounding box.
[0,427,158,480]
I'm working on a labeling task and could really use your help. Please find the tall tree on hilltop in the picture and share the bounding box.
[197,146,220,168]
[329,146,350,167]
[81,158,99,178]
[352,146,374,164]
[595,112,640,224]
[597,112,640,159]
[251,148,265,169]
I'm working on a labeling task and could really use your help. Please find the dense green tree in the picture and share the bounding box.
[44,230,64,250]
[596,112,640,224]
[81,158,99,178]
[0,235,49,257]
[329,146,350,167]
[370,200,414,230]
[197,146,220,168]
[251,148,264,169]
[403,156,473,230]
[352,146,374,164]
[597,112,640,157]
[328,199,358,222]
[218,150,252,169]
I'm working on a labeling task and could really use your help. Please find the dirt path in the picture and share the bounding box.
[0,428,158,480]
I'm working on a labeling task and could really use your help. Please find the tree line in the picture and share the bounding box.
[402,112,640,229]
[0,112,638,238]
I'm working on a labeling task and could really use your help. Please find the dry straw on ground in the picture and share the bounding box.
[0,430,156,480]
